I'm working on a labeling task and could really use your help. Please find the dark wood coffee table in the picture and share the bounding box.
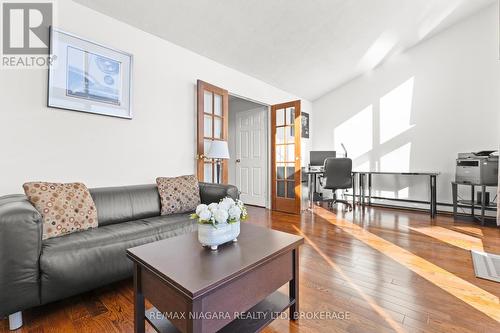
[127,223,303,333]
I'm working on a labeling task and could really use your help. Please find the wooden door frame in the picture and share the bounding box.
[196,80,229,183]
[271,100,302,214]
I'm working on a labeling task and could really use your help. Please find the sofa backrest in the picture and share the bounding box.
[89,184,161,227]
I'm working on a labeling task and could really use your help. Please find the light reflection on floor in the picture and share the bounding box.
[408,225,484,251]
[310,206,500,322]
[292,225,407,333]
[450,225,484,238]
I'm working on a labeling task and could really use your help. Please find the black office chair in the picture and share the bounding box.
[321,157,353,211]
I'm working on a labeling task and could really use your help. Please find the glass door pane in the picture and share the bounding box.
[286,165,295,180]
[286,144,295,162]
[213,117,222,139]
[276,108,285,126]
[285,107,295,125]
[204,115,212,138]
[277,164,285,180]
[277,181,285,198]
[214,94,222,116]
[286,181,295,198]
[285,126,294,143]
[204,91,213,114]
[204,163,213,183]
[276,145,285,162]
[276,127,285,144]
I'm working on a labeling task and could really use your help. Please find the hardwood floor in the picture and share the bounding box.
[1,205,499,333]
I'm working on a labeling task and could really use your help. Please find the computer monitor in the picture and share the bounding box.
[309,151,336,166]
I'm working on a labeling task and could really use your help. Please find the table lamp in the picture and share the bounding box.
[206,140,230,184]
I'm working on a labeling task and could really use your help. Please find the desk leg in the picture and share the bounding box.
[368,174,372,206]
[471,186,475,218]
[360,173,363,206]
[452,183,458,219]
[360,173,365,206]
[133,263,145,333]
[311,173,318,205]
[430,175,437,218]
[352,174,357,209]
[308,173,313,210]
[480,185,486,226]
[357,173,362,206]
[433,176,437,218]
[289,248,299,320]
[429,176,433,218]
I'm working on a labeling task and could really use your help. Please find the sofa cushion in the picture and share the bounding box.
[23,182,98,240]
[156,175,201,215]
[89,184,161,226]
[39,214,197,304]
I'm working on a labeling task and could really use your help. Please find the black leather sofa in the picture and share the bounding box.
[0,182,238,328]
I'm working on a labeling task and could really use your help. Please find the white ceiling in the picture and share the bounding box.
[74,0,496,101]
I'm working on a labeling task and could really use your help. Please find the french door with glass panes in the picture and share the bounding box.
[196,80,229,183]
[271,101,301,214]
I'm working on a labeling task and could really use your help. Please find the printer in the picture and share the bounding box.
[455,150,498,186]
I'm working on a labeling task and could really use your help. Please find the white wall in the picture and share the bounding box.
[0,0,311,195]
[312,4,500,208]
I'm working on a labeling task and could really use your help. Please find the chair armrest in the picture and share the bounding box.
[198,182,239,204]
[0,195,42,316]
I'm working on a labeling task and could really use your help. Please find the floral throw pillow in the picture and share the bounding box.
[156,175,201,215]
[23,182,98,240]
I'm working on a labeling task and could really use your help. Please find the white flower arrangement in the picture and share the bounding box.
[191,197,248,227]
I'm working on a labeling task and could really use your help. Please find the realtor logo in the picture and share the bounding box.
[2,1,52,54]
[1,1,54,68]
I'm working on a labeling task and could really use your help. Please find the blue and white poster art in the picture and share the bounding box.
[48,28,132,119]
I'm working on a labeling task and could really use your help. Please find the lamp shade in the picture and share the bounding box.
[206,140,230,159]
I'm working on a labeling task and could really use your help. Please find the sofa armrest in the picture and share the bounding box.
[198,182,239,204]
[0,195,42,317]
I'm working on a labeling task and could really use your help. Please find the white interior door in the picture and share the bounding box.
[235,108,267,206]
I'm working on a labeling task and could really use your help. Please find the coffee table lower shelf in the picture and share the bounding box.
[145,290,295,333]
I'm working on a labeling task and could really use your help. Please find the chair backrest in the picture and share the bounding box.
[323,158,352,190]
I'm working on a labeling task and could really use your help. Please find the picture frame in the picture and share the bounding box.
[301,112,309,138]
[48,27,133,119]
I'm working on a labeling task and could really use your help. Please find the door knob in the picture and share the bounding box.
[235,159,241,163]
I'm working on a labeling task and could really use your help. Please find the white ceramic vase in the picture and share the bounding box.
[198,221,240,250]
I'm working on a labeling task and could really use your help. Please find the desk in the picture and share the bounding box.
[451,182,497,225]
[354,172,439,218]
[304,168,439,218]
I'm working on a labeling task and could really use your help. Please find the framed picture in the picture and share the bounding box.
[301,112,309,138]
[48,28,133,119]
